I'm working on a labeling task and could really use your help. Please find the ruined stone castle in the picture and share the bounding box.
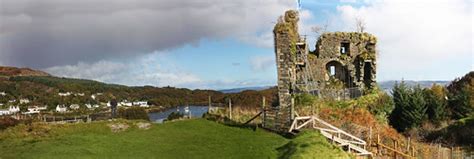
[274,10,377,108]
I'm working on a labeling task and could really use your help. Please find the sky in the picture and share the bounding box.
[0,0,472,89]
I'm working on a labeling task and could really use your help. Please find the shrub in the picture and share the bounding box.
[167,112,184,121]
[367,92,394,122]
[118,107,149,121]
[294,93,315,107]
[0,117,20,130]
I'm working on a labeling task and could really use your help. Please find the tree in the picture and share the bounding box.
[404,85,427,127]
[424,84,447,124]
[389,82,427,132]
[355,17,366,33]
[446,71,473,119]
[389,81,411,131]
[311,20,329,39]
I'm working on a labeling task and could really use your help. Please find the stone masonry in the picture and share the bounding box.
[274,10,377,105]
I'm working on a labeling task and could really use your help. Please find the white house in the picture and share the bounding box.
[91,95,96,100]
[69,104,80,110]
[56,105,67,113]
[133,101,149,108]
[0,109,10,115]
[121,101,133,107]
[58,92,72,97]
[19,99,30,104]
[8,100,16,103]
[0,92,6,96]
[9,106,20,114]
[36,106,47,111]
[0,106,20,116]
[23,106,40,114]
[0,103,3,106]
[76,93,85,96]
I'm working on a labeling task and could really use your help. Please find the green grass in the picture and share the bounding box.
[0,119,349,159]
[277,131,350,159]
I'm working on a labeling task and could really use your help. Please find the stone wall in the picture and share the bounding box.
[273,10,300,108]
[273,10,378,102]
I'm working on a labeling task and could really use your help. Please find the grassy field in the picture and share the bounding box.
[0,119,348,159]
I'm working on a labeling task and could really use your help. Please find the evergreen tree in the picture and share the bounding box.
[389,82,428,132]
[448,87,472,119]
[404,85,427,128]
[424,88,447,123]
[389,81,411,131]
[446,72,473,120]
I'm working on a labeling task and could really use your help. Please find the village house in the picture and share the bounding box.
[85,104,92,109]
[120,100,133,107]
[8,99,16,103]
[76,93,85,96]
[0,92,6,96]
[0,106,20,116]
[85,104,99,109]
[133,101,149,108]
[56,105,67,113]
[23,106,42,114]
[58,92,72,97]
[0,109,9,115]
[69,104,80,110]
[19,99,30,104]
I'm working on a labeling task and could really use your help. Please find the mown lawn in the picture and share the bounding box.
[0,119,348,159]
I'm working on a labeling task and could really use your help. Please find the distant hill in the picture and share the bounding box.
[378,80,450,93]
[0,66,50,77]
[0,66,278,110]
[219,86,273,93]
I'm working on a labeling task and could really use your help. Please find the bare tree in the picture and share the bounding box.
[355,17,366,33]
[311,20,329,37]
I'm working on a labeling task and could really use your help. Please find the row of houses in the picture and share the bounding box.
[58,92,104,99]
[107,100,149,108]
[0,106,20,115]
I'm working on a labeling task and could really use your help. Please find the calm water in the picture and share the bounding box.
[148,106,208,123]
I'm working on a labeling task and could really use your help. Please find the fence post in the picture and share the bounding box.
[290,98,295,120]
[394,140,397,158]
[208,95,212,113]
[228,98,232,120]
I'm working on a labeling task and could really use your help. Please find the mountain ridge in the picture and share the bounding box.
[0,66,50,77]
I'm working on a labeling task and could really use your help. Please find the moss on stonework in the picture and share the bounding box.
[326,77,345,90]
[360,51,375,61]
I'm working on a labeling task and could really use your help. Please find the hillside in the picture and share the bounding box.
[0,119,349,159]
[0,67,278,110]
[0,66,50,77]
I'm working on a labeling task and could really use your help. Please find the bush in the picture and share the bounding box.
[0,117,20,130]
[294,93,315,107]
[367,92,394,122]
[118,107,149,121]
[167,112,184,121]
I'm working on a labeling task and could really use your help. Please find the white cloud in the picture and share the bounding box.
[44,52,276,89]
[44,53,202,88]
[0,0,294,68]
[335,0,472,80]
[250,55,275,72]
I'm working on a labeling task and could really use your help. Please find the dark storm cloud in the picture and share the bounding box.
[0,0,292,68]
